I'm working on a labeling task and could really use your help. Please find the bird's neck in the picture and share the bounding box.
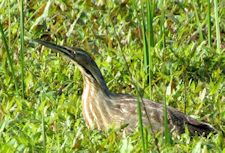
[82,74,110,96]
[81,75,111,129]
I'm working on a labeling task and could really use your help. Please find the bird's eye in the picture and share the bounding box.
[72,51,76,56]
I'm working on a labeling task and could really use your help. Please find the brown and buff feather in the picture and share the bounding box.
[35,39,216,136]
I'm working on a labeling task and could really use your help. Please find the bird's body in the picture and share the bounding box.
[35,39,215,136]
[82,75,214,135]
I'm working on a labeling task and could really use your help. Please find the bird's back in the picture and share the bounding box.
[110,93,215,136]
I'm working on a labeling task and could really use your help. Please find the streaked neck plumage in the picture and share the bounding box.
[77,61,110,96]
[81,70,112,129]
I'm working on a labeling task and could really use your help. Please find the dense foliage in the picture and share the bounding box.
[0,0,224,152]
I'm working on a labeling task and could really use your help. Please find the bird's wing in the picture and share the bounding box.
[110,94,165,131]
[167,107,216,135]
[110,93,216,136]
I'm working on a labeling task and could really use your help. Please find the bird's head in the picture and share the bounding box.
[34,39,109,93]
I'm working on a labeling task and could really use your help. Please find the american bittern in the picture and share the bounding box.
[35,39,216,136]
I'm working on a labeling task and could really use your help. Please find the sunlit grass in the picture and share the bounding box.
[19,0,25,98]
[0,0,224,152]
[0,22,18,94]
[213,0,221,53]
[207,0,212,47]
[193,2,203,42]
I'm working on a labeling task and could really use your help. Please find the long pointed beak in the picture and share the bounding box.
[33,39,75,59]
[34,39,110,94]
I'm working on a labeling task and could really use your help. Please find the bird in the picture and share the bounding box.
[34,39,216,136]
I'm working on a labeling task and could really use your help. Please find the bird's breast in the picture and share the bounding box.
[81,81,113,130]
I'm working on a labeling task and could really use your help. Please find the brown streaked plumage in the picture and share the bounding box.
[34,39,216,136]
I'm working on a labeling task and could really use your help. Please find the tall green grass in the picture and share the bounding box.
[19,0,25,98]
[193,2,204,42]
[207,0,212,47]
[140,0,173,150]
[113,27,147,152]
[159,0,166,49]
[0,23,18,94]
[8,0,11,48]
[141,0,173,147]
[213,0,221,53]
[141,0,154,99]
[159,0,173,145]
[138,0,156,151]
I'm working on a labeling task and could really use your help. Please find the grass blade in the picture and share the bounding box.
[147,0,155,47]
[146,0,154,99]
[42,110,46,152]
[207,0,212,47]
[141,0,155,98]
[159,0,166,49]
[0,22,18,94]
[214,0,221,53]
[159,0,173,145]
[136,96,147,152]
[140,1,161,152]
[193,2,203,42]
[163,88,172,145]
[19,0,25,97]
[141,0,149,84]
[8,0,11,48]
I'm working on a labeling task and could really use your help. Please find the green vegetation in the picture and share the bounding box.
[0,0,225,152]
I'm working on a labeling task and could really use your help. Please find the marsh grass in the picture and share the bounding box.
[0,0,224,152]
[193,2,204,42]
[19,0,25,98]
[0,22,18,94]
[141,0,154,97]
[213,0,221,53]
[207,0,212,47]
